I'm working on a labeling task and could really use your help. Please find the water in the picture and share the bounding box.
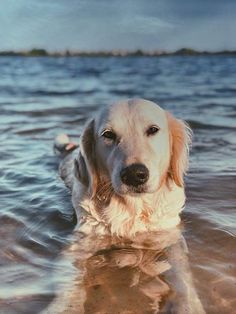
[0,56,235,313]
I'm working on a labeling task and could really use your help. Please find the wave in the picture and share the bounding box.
[215,87,236,93]
[31,88,99,96]
[197,102,236,109]
[0,88,100,97]
[15,127,52,135]
[1,105,99,118]
[110,88,138,96]
[187,120,236,130]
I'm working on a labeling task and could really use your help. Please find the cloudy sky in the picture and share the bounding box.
[1,0,236,51]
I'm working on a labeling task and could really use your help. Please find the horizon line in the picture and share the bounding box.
[1,47,236,57]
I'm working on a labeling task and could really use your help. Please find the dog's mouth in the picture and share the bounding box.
[129,185,147,194]
[115,184,148,196]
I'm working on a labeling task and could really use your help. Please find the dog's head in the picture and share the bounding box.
[75,99,191,198]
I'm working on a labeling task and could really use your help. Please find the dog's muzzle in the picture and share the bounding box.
[120,163,149,187]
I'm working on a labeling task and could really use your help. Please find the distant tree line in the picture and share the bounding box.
[0,48,236,57]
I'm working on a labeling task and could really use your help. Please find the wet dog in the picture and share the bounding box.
[59,99,191,237]
[47,99,205,313]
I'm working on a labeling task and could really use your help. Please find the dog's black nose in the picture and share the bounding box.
[120,163,149,187]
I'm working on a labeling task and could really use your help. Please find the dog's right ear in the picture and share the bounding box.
[74,119,98,197]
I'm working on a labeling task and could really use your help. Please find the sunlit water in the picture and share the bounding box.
[0,56,235,313]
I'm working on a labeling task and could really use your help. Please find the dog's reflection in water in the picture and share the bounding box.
[82,240,170,313]
[45,228,203,314]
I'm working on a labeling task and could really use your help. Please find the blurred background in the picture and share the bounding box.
[1,0,236,51]
[0,1,236,313]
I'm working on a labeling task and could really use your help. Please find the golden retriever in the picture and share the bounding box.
[59,98,191,237]
[47,98,205,314]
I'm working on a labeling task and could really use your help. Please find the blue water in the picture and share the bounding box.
[0,56,236,313]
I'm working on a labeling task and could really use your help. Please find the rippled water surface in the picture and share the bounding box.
[0,56,236,313]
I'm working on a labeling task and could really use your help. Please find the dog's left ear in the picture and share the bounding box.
[74,119,99,197]
[166,112,192,187]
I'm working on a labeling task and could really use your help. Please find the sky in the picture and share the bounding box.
[0,0,236,52]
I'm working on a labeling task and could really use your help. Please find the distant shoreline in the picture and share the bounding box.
[1,48,236,57]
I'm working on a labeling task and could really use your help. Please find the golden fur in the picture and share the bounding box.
[59,99,192,237]
[48,99,206,314]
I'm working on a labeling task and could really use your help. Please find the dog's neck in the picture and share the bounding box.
[79,179,185,237]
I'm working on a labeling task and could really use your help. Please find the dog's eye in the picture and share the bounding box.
[102,130,117,141]
[146,126,159,136]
